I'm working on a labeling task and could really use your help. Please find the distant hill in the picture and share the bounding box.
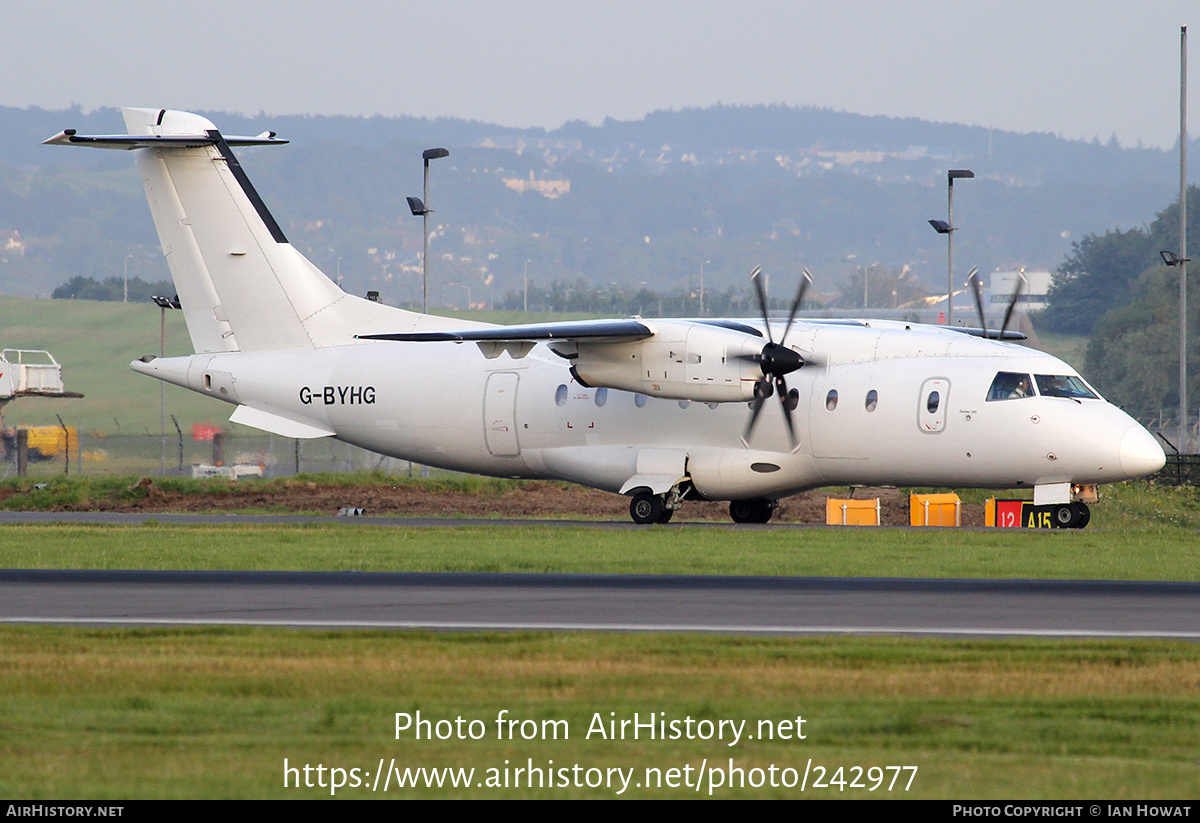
[1,103,1194,304]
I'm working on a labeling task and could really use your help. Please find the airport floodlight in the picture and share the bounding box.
[150,295,181,309]
[1161,250,1190,266]
[935,169,974,326]
[411,147,451,313]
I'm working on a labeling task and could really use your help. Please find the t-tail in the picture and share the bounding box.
[44,108,459,353]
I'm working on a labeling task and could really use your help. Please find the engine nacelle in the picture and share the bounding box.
[565,321,769,403]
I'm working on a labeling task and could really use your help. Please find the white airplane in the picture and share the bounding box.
[45,109,1166,526]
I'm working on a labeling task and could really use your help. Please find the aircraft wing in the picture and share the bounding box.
[356,318,655,343]
[356,318,764,343]
[953,327,1027,341]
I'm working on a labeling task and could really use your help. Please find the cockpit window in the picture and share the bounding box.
[1035,374,1098,399]
[987,372,1034,401]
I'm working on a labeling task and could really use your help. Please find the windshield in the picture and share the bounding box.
[987,372,1034,401]
[1034,374,1098,399]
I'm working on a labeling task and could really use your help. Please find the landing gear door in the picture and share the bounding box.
[484,372,520,456]
[919,378,949,434]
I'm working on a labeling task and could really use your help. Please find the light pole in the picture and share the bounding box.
[699,259,710,316]
[123,254,133,303]
[151,294,181,473]
[1181,24,1189,450]
[929,169,974,326]
[406,147,450,313]
[523,259,531,312]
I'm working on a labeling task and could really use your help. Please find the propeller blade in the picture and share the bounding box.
[999,270,1028,337]
[966,267,987,338]
[778,268,812,349]
[775,376,798,446]
[743,396,768,441]
[749,266,774,344]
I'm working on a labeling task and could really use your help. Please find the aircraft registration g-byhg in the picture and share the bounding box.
[46,109,1166,525]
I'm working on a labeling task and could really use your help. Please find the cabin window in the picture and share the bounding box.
[555,384,568,406]
[987,371,1034,401]
[594,387,608,407]
[1035,374,1099,399]
[865,389,878,412]
[634,393,648,408]
[927,391,940,414]
[825,390,838,411]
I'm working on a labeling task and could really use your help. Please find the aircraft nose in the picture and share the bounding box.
[1119,425,1166,478]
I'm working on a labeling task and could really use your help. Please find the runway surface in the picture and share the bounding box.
[3,569,1199,639]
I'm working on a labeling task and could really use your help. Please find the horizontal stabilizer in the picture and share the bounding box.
[229,405,335,439]
[42,129,288,150]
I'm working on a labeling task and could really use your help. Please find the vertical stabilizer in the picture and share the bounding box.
[45,109,485,353]
[123,108,345,352]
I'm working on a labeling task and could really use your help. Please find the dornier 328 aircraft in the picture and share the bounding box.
[45,109,1166,525]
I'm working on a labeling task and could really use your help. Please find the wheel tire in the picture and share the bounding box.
[656,508,675,524]
[729,499,756,523]
[730,498,774,524]
[1053,504,1080,529]
[1076,502,1091,529]
[751,499,775,524]
[630,492,664,525]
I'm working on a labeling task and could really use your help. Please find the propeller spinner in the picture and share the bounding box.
[739,267,812,445]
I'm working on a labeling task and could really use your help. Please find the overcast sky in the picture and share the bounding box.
[4,1,1195,149]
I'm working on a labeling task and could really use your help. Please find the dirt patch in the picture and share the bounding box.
[33,478,983,525]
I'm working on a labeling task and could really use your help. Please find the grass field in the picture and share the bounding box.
[3,628,1199,799]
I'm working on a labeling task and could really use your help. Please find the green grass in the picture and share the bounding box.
[2,477,1198,579]
[4,520,1200,581]
[2,628,1198,799]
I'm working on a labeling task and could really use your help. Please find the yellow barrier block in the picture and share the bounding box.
[22,425,78,457]
[910,493,961,527]
[825,498,881,526]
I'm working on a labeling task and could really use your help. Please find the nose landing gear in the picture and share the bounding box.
[1053,502,1091,529]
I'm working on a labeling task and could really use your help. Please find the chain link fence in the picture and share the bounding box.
[1,428,429,480]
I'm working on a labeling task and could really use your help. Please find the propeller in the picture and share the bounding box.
[968,267,1027,339]
[739,267,812,445]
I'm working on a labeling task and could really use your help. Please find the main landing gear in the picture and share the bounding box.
[728,497,776,524]
[628,489,780,525]
[629,491,675,524]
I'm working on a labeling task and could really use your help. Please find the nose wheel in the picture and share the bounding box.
[1053,502,1090,529]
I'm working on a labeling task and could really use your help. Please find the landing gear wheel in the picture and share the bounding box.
[656,507,675,524]
[630,492,665,525]
[729,498,774,524]
[1076,502,1090,528]
[1053,503,1082,529]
